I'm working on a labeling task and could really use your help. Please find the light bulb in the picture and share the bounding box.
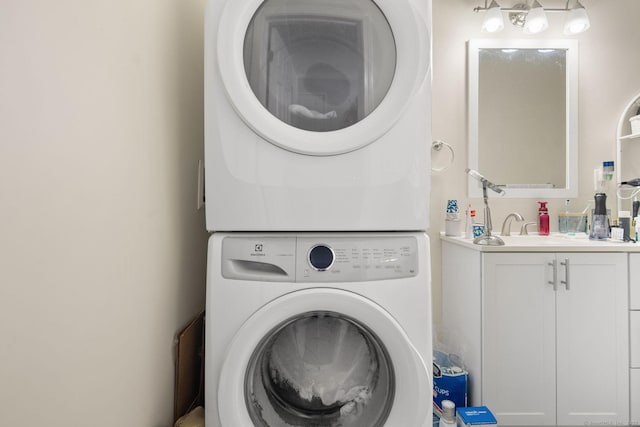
[523,1,548,34]
[482,0,504,33]
[564,1,590,34]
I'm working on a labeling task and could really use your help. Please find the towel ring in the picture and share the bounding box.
[431,140,455,172]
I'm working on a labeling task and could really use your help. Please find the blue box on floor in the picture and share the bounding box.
[456,406,497,426]
[432,351,468,414]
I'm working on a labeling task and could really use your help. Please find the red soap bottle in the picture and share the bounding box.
[538,201,550,235]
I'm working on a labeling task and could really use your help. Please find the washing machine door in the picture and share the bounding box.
[217,0,430,156]
[217,288,431,427]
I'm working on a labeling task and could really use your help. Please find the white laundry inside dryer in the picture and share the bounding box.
[243,0,396,133]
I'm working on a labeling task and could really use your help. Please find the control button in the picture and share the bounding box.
[308,245,335,271]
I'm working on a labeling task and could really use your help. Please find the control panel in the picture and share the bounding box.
[221,235,419,282]
[297,236,418,282]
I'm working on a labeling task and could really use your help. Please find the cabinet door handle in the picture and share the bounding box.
[548,260,557,291]
[560,258,570,290]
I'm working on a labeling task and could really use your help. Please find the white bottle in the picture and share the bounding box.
[465,206,475,239]
[440,399,457,427]
[635,216,640,241]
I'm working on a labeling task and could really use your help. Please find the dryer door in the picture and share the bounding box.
[217,288,431,426]
[216,0,430,156]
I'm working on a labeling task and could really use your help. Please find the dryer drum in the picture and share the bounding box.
[245,311,396,426]
[243,0,397,133]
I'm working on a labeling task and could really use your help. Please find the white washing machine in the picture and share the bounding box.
[204,0,432,231]
[205,232,432,426]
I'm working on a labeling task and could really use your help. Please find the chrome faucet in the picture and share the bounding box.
[501,212,525,236]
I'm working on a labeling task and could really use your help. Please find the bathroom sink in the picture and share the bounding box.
[497,233,589,246]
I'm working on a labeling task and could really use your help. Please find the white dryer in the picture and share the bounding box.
[204,0,432,231]
[205,232,432,426]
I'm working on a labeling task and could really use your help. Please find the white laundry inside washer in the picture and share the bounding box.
[245,312,394,426]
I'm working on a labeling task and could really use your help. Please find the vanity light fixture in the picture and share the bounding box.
[473,0,591,35]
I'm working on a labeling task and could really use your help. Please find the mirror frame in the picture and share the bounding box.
[468,39,579,198]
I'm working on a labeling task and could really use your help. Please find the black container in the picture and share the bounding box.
[590,193,610,240]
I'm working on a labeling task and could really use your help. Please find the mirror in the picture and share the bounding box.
[468,39,578,198]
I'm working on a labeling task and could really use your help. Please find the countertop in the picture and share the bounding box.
[440,232,640,252]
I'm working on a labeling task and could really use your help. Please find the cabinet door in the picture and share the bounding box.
[482,253,557,426]
[555,253,629,426]
[632,369,640,425]
[631,253,640,309]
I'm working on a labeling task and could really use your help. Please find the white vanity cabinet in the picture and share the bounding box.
[442,240,630,426]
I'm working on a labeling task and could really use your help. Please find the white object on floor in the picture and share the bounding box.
[174,406,204,427]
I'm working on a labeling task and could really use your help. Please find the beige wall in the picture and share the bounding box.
[0,1,208,426]
[431,0,640,336]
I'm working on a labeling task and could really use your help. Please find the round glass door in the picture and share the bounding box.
[243,0,396,132]
[245,311,394,426]
[216,0,429,155]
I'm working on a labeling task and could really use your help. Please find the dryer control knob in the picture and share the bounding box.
[308,245,335,271]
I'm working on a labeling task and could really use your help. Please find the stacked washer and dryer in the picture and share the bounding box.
[204,0,433,426]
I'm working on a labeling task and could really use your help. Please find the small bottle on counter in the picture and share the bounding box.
[440,400,457,427]
[619,211,631,241]
[538,201,550,235]
[445,199,463,237]
[465,205,475,239]
[590,193,611,240]
[603,161,615,181]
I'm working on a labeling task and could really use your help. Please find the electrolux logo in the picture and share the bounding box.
[251,243,265,256]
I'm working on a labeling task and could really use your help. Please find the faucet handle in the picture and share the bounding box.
[520,222,537,235]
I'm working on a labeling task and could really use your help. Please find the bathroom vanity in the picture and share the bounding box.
[441,234,640,426]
